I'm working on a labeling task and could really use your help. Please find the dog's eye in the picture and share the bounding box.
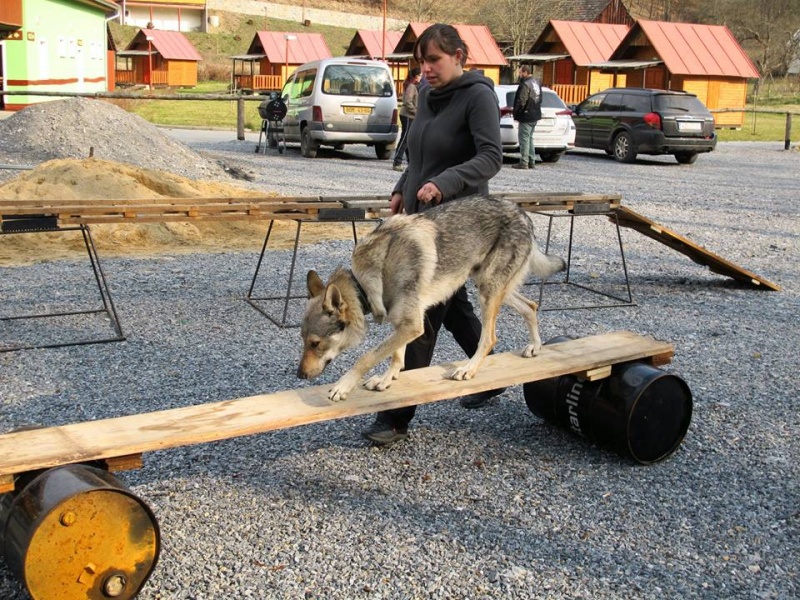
[335,321,346,332]
[309,340,320,349]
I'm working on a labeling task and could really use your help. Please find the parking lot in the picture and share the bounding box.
[2,134,798,599]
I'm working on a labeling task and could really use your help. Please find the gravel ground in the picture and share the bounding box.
[1,129,798,599]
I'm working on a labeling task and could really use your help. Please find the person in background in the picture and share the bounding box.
[361,23,505,447]
[512,64,542,170]
[392,67,422,172]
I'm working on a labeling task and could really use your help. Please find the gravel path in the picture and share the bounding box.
[1,132,798,599]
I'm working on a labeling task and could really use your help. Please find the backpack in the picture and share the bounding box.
[513,78,542,121]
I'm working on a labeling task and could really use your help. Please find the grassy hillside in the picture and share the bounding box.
[109,9,359,81]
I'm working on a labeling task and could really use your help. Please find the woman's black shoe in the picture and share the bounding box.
[459,387,505,409]
[361,419,408,446]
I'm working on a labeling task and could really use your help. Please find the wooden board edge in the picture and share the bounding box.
[0,474,14,494]
[101,454,143,473]
[575,365,613,381]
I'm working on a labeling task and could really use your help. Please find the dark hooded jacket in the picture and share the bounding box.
[392,70,502,214]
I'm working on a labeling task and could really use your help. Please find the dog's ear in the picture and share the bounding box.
[307,270,325,298]
[322,283,348,314]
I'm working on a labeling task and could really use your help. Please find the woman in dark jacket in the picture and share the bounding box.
[361,23,504,446]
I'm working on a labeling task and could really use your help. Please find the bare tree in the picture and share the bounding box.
[482,0,539,57]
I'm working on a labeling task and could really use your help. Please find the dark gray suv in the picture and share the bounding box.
[572,88,717,164]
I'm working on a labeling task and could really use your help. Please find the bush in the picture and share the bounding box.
[199,61,232,82]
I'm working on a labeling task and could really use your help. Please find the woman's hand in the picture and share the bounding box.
[390,192,404,215]
[417,182,443,205]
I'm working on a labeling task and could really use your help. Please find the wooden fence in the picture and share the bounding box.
[1,90,796,149]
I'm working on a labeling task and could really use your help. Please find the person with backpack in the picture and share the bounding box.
[512,64,542,169]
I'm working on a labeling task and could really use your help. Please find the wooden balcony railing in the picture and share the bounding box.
[151,69,168,86]
[551,84,588,105]
[234,74,284,93]
[114,69,169,86]
[115,70,135,85]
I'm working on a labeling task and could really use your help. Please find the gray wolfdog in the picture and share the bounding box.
[297,195,565,402]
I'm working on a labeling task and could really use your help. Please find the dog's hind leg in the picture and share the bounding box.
[364,345,406,391]
[505,290,542,357]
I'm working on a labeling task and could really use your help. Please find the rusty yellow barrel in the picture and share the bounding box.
[0,464,160,599]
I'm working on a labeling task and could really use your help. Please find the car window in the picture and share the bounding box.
[599,93,625,112]
[323,64,393,97]
[287,69,315,101]
[654,94,709,113]
[579,93,606,113]
[620,94,651,113]
[299,70,316,98]
[541,90,566,109]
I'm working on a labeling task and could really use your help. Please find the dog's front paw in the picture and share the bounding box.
[364,372,397,392]
[370,303,387,324]
[328,385,350,402]
[522,343,541,358]
[450,366,474,381]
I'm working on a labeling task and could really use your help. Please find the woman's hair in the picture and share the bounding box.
[413,24,469,67]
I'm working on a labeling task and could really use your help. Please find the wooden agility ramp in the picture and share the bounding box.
[615,206,780,291]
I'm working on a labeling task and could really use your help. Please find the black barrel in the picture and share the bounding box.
[524,337,692,464]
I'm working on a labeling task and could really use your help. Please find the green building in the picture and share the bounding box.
[0,0,119,110]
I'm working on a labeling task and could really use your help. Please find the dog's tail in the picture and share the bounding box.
[529,240,566,278]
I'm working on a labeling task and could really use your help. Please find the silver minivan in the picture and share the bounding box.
[280,58,399,159]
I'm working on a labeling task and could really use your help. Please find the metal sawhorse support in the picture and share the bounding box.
[531,205,634,311]
[1,220,125,352]
[245,215,379,328]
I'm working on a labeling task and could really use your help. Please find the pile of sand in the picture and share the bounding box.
[0,158,346,266]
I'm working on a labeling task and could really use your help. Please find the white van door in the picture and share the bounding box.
[281,68,317,142]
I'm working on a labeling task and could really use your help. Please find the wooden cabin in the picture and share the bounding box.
[392,23,507,86]
[603,20,760,127]
[523,20,630,104]
[115,28,202,88]
[232,31,331,94]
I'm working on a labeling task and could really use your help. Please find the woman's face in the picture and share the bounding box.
[416,42,463,89]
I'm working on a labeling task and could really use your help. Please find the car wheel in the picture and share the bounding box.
[539,151,564,163]
[300,127,319,158]
[375,142,391,160]
[675,152,698,165]
[613,132,636,163]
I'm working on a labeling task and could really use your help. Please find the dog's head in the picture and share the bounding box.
[297,270,366,380]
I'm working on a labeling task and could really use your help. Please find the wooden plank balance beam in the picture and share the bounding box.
[0,331,673,492]
[0,331,683,600]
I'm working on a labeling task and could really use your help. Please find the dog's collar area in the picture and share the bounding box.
[348,270,372,316]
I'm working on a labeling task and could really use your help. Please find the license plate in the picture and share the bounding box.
[343,106,372,115]
[678,121,703,132]
[537,118,555,128]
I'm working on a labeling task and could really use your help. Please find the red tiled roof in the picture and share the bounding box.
[348,29,403,59]
[547,20,629,65]
[394,23,506,66]
[130,29,202,61]
[456,24,507,66]
[621,20,760,78]
[250,31,332,65]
